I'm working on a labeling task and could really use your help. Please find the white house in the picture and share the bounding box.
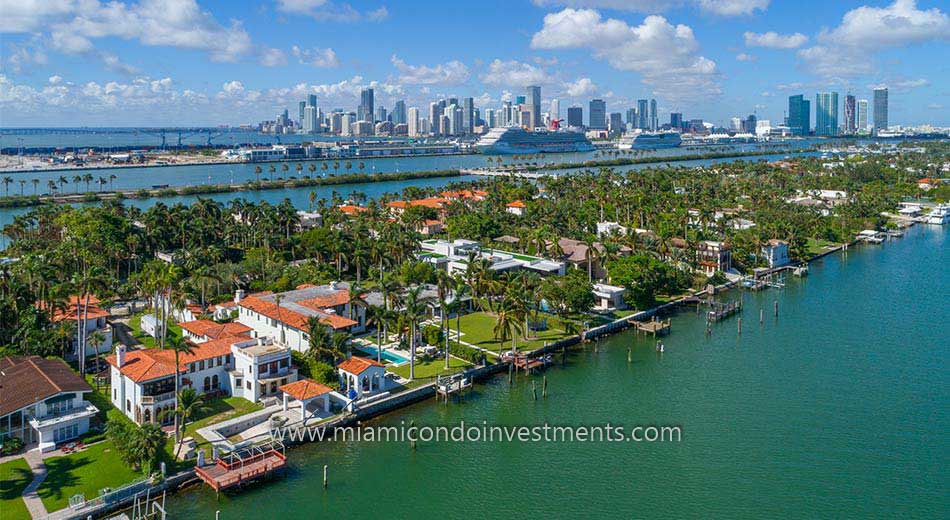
[506,200,526,216]
[0,356,98,452]
[38,295,113,360]
[596,221,628,237]
[236,283,366,353]
[417,239,566,276]
[761,240,791,268]
[107,335,297,425]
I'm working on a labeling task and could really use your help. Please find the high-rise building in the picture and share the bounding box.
[815,92,839,136]
[787,95,811,136]
[527,86,541,129]
[844,95,856,134]
[609,112,623,134]
[462,97,474,134]
[407,107,420,137]
[298,101,306,124]
[515,95,526,105]
[303,106,318,133]
[589,99,606,130]
[649,99,658,131]
[308,94,317,109]
[358,88,374,123]
[857,99,869,132]
[873,87,888,135]
[742,114,757,134]
[393,100,407,125]
[637,99,649,129]
[429,102,442,135]
[626,108,637,126]
[567,106,583,128]
[670,112,683,130]
[550,99,560,122]
[730,117,743,131]
[375,106,387,123]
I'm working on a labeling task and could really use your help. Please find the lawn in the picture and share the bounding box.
[128,312,183,349]
[806,238,839,257]
[0,458,33,520]
[389,356,470,381]
[453,312,572,353]
[166,396,264,466]
[36,441,142,512]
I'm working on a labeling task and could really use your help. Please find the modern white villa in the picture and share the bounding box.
[761,239,791,268]
[417,239,566,276]
[0,356,98,452]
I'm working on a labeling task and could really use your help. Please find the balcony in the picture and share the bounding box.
[141,391,177,405]
[257,367,297,384]
[29,403,98,429]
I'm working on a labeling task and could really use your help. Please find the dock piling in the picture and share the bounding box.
[323,465,328,489]
[508,363,513,385]
[774,301,779,317]
[627,346,632,363]
[542,376,548,398]
[737,317,742,335]
[760,309,764,324]
[532,380,538,401]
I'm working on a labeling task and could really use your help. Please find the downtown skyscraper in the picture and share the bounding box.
[527,86,541,129]
[649,99,658,131]
[873,87,888,135]
[787,94,810,136]
[857,99,869,132]
[844,94,856,134]
[815,92,838,136]
[358,88,374,122]
[637,99,649,129]
[589,99,606,130]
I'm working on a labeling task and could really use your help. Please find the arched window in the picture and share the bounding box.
[212,374,219,390]
[203,376,211,392]
[143,408,152,423]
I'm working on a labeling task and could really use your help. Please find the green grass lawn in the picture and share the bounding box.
[36,441,142,512]
[454,312,572,353]
[389,356,470,381]
[0,458,33,520]
[806,238,839,257]
[166,396,264,466]
[128,312,183,349]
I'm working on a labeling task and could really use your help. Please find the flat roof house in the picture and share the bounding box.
[418,239,566,276]
[0,356,98,452]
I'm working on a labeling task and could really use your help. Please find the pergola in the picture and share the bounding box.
[279,378,332,422]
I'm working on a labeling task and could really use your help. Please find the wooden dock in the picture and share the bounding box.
[436,373,472,401]
[706,300,742,322]
[633,318,671,337]
[195,442,287,492]
[506,352,551,373]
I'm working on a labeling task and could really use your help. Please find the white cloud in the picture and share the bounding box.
[696,0,768,16]
[563,77,597,97]
[798,0,949,78]
[736,53,757,61]
[260,48,288,67]
[3,40,48,74]
[291,46,340,68]
[894,78,929,88]
[275,0,386,22]
[531,9,720,102]
[48,75,62,84]
[1,0,254,63]
[744,31,808,49]
[530,0,768,16]
[99,52,139,75]
[390,55,470,85]
[480,59,548,88]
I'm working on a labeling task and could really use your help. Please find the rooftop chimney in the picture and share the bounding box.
[116,344,126,368]
[234,289,245,303]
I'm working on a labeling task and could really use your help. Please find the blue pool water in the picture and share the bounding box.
[355,344,409,364]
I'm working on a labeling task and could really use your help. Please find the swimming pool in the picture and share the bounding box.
[355,344,409,364]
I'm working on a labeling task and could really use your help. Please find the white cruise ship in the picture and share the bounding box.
[925,203,949,225]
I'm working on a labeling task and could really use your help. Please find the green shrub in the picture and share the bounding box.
[1,436,24,455]
[422,324,443,346]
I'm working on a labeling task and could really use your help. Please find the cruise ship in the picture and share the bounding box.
[618,131,682,150]
[475,127,594,154]
[925,203,949,225]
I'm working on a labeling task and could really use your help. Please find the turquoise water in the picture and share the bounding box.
[169,225,947,518]
[355,344,409,364]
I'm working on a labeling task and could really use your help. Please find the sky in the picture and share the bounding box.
[1,0,948,127]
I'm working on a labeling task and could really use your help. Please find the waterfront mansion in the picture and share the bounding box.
[107,335,297,425]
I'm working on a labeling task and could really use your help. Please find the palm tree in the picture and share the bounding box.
[401,286,430,381]
[31,178,39,195]
[492,299,523,356]
[167,388,209,459]
[88,329,106,376]
[132,422,166,474]
[162,335,196,445]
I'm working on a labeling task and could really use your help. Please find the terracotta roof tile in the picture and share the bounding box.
[337,356,385,375]
[107,338,238,383]
[280,378,332,401]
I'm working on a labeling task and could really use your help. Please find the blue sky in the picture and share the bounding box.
[1,0,948,127]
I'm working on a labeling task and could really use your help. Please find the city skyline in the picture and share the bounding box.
[0,0,948,127]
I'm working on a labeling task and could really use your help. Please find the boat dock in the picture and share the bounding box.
[435,373,473,400]
[633,318,672,336]
[195,441,287,493]
[706,300,742,322]
[507,352,551,373]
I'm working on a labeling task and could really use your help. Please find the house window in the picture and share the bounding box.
[235,378,242,387]
[126,399,131,412]
[199,360,205,370]
[113,389,117,401]
[245,380,251,390]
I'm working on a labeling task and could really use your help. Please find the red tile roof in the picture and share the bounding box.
[37,294,110,323]
[337,356,385,375]
[338,204,367,215]
[106,338,238,383]
[239,294,357,331]
[507,200,526,208]
[280,378,332,401]
[178,319,252,340]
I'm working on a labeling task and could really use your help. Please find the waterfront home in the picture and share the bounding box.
[670,239,732,275]
[296,210,323,230]
[897,205,922,218]
[857,230,885,244]
[0,356,98,452]
[337,204,368,217]
[236,283,366,353]
[386,197,448,217]
[418,239,566,276]
[107,336,297,425]
[418,219,443,235]
[761,240,791,268]
[592,283,627,311]
[337,356,388,399]
[440,189,488,202]
[556,238,632,279]
[506,200,526,216]
[36,294,113,359]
